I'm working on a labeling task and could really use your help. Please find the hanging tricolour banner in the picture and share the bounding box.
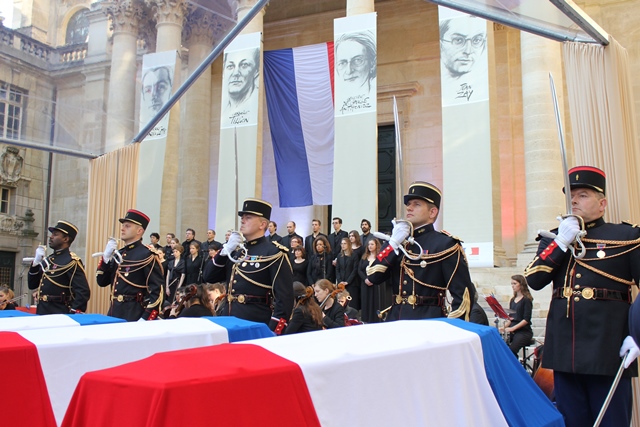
[439,7,494,267]
[263,43,335,207]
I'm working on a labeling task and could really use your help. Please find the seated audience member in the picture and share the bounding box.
[283,282,324,334]
[292,247,309,286]
[314,279,345,329]
[502,275,534,356]
[0,285,16,310]
[203,282,227,316]
[169,284,213,318]
[469,286,489,326]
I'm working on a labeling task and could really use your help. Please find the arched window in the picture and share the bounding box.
[65,9,89,45]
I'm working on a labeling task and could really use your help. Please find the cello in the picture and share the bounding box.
[532,344,555,401]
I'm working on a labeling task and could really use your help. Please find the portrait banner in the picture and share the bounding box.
[439,7,494,267]
[334,15,377,116]
[139,51,178,140]
[220,32,261,129]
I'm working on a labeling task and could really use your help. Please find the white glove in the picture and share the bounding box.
[32,246,46,266]
[221,232,243,257]
[620,336,640,369]
[555,216,580,251]
[103,238,118,263]
[389,220,411,253]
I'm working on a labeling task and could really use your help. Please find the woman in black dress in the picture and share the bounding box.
[307,236,334,285]
[349,230,364,261]
[292,247,309,286]
[166,245,185,305]
[283,282,323,334]
[314,279,345,329]
[504,274,534,357]
[359,238,381,323]
[185,241,202,285]
[336,237,359,310]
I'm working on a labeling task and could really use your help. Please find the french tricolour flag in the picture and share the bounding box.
[264,43,334,208]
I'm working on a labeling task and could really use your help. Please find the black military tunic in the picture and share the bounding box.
[96,239,164,321]
[525,217,640,377]
[28,248,90,314]
[210,236,293,330]
[367,223,474,321]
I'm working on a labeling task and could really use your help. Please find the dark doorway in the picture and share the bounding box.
[377,125,396,234]
[0,251,16,289]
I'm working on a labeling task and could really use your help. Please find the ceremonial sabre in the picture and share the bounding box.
[393,96,404,218]
[593,351,629,427]
[538,73,586,259]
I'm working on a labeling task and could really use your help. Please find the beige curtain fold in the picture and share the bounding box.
[563,36,640,426]
[84,143,140,314]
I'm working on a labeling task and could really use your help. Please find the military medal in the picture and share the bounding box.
[596,243,605,259]
[124,267,130,277]
[420,260,427,268]
[242,262,247,267]
[255,262,260,268]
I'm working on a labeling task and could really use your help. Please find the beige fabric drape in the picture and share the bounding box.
[563,36,640,426]
[84,144,140,314]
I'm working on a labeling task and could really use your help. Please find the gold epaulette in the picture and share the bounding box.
[439,229,463,243]
[272,241,289,252]
[622,221,638,228]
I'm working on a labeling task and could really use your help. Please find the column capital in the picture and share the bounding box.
[103,0,145,35]
[230,0,266,20]
[146,0,188,26]
[183,9,226,47]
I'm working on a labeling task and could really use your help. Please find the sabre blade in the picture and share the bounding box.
[549,73,573,215]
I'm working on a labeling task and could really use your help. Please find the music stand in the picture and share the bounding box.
[484,294,512,320]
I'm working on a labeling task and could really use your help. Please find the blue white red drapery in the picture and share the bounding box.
[263,43,335,207]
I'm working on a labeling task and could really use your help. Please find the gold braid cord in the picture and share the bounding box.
[112,254,157,289]
[41,260,78,289]
[574,237,640,286]
[231,252,284,291]
[448,287,471,321]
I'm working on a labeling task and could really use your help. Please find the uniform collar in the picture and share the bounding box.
[247,235,266,246]
[585,217,605,230]
[123,239,143,250]
[413,223,435,236]
[52,247,70,256]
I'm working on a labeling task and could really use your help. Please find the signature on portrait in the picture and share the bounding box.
[455,83,474,101]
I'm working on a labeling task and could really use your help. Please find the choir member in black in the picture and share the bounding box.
[165,244,185,305]
[203,282,226,316]
[268,221,282,243]
[181,228,200,256]
[307,235,335,285]
[289,235,303,262]
[28,220,90,314]
[0,285,17,310]
[283,282,323,334]
[502,275,533,356]
[314,279,345,328]
[163,233,175,260]
[281,221,303,249]
[304,219,327,256]
[201,229,221,254]
[359,237,382,323]
[524,166,640,427]
[336,237,359,310]
[207,198,293,330]
[292,246,309,286]
[185,241,202,285]
[367,182,475,321]
[349,230,364,261]
[169,284,213,318]
[360,219,374,249]
[149,232,162,250]
[96,210,164,321]
[329,217,349,260]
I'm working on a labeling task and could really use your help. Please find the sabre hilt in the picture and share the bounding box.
[91,250,123,264]
[224,231,248,264]
[373,219,424,261]
[538,214,587,259]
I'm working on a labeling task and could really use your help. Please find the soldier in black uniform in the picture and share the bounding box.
[367,181,474,321]
[207,198,293,330]
[524,166,640,427]
[96,209,164,321]
[28,220,90,314]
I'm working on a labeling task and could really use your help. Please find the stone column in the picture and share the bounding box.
[347,0,374,15]
[148,0,187,236]
[516,33,566,267]
[104,0,143,152]
[179,9,221,235]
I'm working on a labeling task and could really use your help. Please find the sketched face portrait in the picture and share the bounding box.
[439,17,486,79]
[142,66,172,113]
[335,32,376,92]
[224,49,259,105]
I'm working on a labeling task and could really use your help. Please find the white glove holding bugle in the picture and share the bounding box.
[102,238,118,263]
[389,219,411,254]
[32,245,47,267]
[221,232,244,258]
[555,216,581,251]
